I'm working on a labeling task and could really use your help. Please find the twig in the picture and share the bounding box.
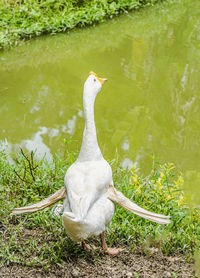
[13,169,31,184]
[20,148,35,181]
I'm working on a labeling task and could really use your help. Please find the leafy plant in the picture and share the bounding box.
[0,142,199,267]
[0,0,161,49]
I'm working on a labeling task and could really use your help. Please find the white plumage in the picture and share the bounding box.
[63,160,114,242]
[62,72,115,244]
[11,72,170,254]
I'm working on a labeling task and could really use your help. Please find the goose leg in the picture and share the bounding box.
[81,241,97,251]
[81,241,92,251]
[100,231,123,255]
[100,231,107,251]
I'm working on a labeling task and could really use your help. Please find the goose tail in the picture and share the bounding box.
[107,185,170,225]
[11,186,66,215]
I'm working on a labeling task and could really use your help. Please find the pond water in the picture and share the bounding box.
[0,0,200,192]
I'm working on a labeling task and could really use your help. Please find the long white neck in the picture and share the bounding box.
[77,89,103,162]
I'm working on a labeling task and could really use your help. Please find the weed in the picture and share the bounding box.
[0,142,199,267]
[0,0,161,50]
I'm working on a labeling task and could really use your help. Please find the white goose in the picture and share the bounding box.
[11,72,170,254]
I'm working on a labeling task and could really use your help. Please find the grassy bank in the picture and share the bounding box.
[0,142,199,268]
[0,0,160,50]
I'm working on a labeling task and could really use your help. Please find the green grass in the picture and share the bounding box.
[0,0,160,50]
[0,140,199,267]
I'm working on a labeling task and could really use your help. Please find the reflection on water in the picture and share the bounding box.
[66,115,77,135]
[121,139,130,151]
[22,127,53,161]
[121,158,134,170]
[0,0,200,178]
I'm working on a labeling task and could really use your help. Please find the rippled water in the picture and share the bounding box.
[0,0,200,189]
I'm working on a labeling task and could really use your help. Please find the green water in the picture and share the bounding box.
[0,0,200,189]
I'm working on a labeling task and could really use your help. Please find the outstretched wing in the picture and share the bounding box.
[11,187,66,215]
[11,183,171,225]
[107,184,170,225]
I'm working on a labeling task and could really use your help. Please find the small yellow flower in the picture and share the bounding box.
[132,174,139,184]
[157,178,163,190]
[160,172,165,179]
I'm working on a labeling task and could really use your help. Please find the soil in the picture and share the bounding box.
[0,250,197,278]
[0,223,197,278]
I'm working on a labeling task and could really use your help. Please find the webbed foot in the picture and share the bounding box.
[103,247,123,255]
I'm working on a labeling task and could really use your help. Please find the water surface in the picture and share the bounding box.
[0,0,200,188]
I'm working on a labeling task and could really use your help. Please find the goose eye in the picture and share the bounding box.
[93,78,96,82]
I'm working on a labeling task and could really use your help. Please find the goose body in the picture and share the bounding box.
[63,72,114,243]
[63,159,114,241]
[11,72,171,254]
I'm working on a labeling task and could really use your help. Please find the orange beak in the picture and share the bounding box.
[89,71,108,85]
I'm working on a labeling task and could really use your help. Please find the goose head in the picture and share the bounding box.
[84,72,107,99]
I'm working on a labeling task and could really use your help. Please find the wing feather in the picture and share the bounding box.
[107,185,170,225]
[11,187,66,215]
